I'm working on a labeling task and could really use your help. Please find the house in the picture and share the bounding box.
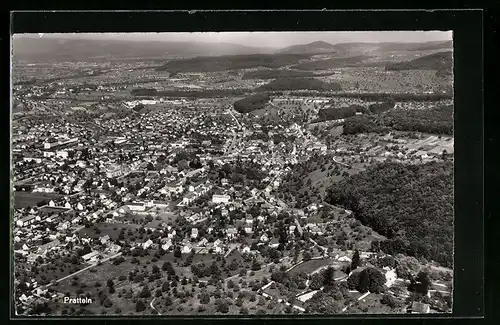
[411,302,431,314]
[160,181,184,195]
[338,256,352,263]
[383,267,397,287]
[226,227,238,239]
[221,178,228,186]
[191,228,199,239]
[241,245,251,254]
[127,202,146,212]
[142,239,153,250]
[197,238,208,247]
[212,194,230,204]
[38,239,61,253]
[269,238,280,248]
[100,235,110,245]
[16,215,36,228]
[161,239,173,251]
[82,251,99,262]
[182,243,193,254]
[260,234,269,242]
[244,226,253,234]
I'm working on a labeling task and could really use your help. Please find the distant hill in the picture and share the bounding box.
[385,51,453,71]
[242,69,333,80]
[330,41,453,55]
[277,41,337,54]
[256,77,341,92]
[291,55,372,71]
[12,37,274,62]
[155,53,311,74]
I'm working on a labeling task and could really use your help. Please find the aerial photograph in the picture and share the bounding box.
[11,31,454,316]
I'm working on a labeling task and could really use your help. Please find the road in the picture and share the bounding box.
[150,297,161,315]
[45,252,122,288]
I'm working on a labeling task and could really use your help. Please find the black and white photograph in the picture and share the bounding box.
[11,30,454,316]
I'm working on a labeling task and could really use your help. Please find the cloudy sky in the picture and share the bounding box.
[21,31,452,48]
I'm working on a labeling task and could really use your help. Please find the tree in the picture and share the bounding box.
[351,250,361,270]
[139,286,151,298]
[216,300,229,313]
[347,272,361,290]
[107,279,114,288]
[358,270,370,293]
[309,273,325,290]
[413,271,431,295]
[174,247,182,258]
[135,300,146,312]
[251,259,261,271]
[303,251,312,261]
[200,292,210,304]
[323,267,336,287]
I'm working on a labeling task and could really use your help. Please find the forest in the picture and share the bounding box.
[385,51,452,71]
[242,69,334,80]
[131,88,250,98]
[233,93,271,114]
[325,161,454,267]
[256,77,341,92]
[343,105,453,135]
[290,55,372,70]
[155,53,311,73]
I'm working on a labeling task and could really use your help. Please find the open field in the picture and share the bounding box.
[78,223,142,241]
[288,259,335,276]
[14,192,61,209]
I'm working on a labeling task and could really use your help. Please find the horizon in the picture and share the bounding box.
[14,31,453,49]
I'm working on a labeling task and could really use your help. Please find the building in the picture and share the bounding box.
[127,202,146,212]
[411,302,431,314]
[212,194,230,204]
[82,251,99,263]
[16,215,36,227]
[191,228,199,239]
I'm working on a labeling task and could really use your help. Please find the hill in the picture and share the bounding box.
[330,41,452,55]
[277,41,337,54]
[326,161,454,267]
[291,55,372,71]
[12,36,274,62]
[255,77,341,92]
[385,51,453,71]
[155,53,311,74]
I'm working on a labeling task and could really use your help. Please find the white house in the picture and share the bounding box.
[191,228,199,239]
[212,194,230,204]
[384,267,397,287]
[182,244,193,254]
[142,239,153,250]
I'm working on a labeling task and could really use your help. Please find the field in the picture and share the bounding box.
[14,192,61,208]
[345,293,396,314]
[287,259,335,276]
[78,223,142,241]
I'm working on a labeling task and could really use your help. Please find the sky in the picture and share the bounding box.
[20,31,452,49]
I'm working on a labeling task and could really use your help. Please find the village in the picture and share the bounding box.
[13,91,452,316]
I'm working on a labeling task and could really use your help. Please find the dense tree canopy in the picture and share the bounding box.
[326,161,453,267]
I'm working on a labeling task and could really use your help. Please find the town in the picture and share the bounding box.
[12,33,454,316]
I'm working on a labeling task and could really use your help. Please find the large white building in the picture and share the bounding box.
[212,194,230,204]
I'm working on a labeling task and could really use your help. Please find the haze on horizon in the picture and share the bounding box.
[16,31,452,49]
